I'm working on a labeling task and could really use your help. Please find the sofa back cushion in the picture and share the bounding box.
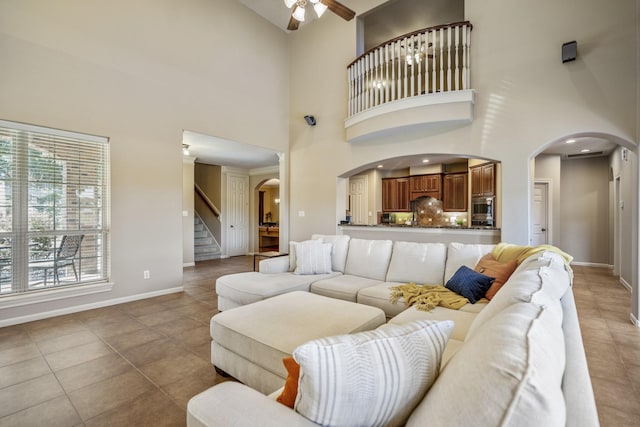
[443,242,495,283]
[386,241,447,285]
[407,302,566,427]
[311,234,350,273]
[344,238,393,281]
[465,251,572,340]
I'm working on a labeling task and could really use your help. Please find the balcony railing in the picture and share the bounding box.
[347,21,473,118]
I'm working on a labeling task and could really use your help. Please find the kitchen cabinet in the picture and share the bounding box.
[443,173,468,212]
[410,174,441,200]
[382,177,410,212]
[470,163,496,197]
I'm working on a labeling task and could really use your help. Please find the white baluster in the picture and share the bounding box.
[424,31,430,94]
[397,40,402,99]
[431,30,437,93]
[391,42,396,101]
[466,25,471,89]
[417,33,422,96]
[462,24,468,90]
[357,60,362,113]
[446,26,452,92]
[385,44,390,103]
[403,37,408,98]
[373,50,378,106]
[439,28,444,92]
[454,25,460,91]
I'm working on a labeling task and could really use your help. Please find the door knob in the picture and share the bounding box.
[230,225,234,228]
[541,228,546,232]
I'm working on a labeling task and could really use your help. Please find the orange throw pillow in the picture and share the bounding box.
[474,254,518,300]
[276,356,300,409]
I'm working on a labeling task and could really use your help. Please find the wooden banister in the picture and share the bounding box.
[195,183,220,218]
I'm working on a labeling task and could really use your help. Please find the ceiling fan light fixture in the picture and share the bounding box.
[284,0,297,8]
[313,2,328,17]
[292,5,305,21]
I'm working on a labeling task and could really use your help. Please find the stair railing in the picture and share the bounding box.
[195,183,221,218]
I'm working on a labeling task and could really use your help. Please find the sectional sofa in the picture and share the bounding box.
[187,235,599,427]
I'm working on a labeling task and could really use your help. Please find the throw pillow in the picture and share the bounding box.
[474,253,518,300]
[445,265,494,304]
[293,319,453,427]
[276,356,300,409]
[293,240,333,275]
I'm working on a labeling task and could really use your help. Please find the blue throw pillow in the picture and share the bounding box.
[445,266,495,304]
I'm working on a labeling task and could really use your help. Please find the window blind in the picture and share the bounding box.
[0,120,110,296]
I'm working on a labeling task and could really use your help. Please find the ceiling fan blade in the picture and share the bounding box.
[322,0,355,21]
[287,14,300,31]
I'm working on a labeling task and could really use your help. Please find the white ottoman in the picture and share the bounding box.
[210,291,386,394]
[216,271,341,310]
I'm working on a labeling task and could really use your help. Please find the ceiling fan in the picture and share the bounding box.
[284,0,356,31]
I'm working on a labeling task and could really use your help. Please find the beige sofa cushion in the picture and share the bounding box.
[407,302,566,427]
[311,275,383,303]
[311,234,351,273]
[443,242,495,283]
[344,238,393,281]
[385,241,447,284]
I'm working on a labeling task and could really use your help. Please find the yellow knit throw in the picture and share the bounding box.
[390,283,469,312]
[490,243,573,265]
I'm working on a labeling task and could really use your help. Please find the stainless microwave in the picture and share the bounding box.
[471,196,495,226]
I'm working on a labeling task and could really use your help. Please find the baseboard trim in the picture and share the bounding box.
[183,262,195,268]
[631,312,640,328]
[619,277,632,293]
[570,262,613,269]
[0,286,184,327]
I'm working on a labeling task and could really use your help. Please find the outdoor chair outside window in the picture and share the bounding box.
[31,235,84,286]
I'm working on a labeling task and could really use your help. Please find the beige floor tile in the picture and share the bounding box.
[101,327,165,352]
[597,403,640,427]
[24,317,89,342]
[45,341,114,371]
[161,372,220,409]
[0,356,51,389]
[120,337,185,367]
[68,370,154,420]
[85,317,146,339]
[592,376,640,417]
[73,305,125,322]
[139,352,213,387]
[152,318,202,337]
[56,353,133,393]
[0,395,82,427]
[0,343,41,368]
[0,373,64,418]
[171,325,211,350]
[83,389,185,427]
[116,300,167,317]
[136,310,183,327]
[0,328,33,352]
[36,330,100,355]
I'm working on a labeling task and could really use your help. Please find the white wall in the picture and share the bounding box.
[559,157,610,264]
[288,0,637,246]
[182,157,196,266]
[610,146,636,287]
[0,0,288,323]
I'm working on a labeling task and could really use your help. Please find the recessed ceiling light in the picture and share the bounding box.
[566,139,576,144]
[581,149,591,153]
[422,159,429,163]
[377,164,383,168]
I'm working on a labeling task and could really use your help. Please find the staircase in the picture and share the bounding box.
[194,214,221,261]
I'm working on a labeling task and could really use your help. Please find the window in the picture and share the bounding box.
[0,120,109,297]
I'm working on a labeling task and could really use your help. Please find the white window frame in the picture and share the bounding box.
[0,120,112,307]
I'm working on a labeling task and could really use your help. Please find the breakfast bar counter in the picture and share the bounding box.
[338,224,501,245]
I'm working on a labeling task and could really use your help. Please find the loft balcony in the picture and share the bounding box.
[345,22,474,142]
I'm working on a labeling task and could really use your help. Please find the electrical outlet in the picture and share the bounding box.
[298,211,305,217]
[143,270,150,279]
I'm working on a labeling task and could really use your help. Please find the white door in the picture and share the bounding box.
[531,182,548,245]
[349,176,368,224]
[226,173,249,256]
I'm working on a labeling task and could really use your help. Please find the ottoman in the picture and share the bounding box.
[210,291,386,394]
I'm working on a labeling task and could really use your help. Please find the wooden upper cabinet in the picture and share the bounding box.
[470,163,496,197]
[443,173,468,212]
[382,177,410,212]
[410,174,441,200]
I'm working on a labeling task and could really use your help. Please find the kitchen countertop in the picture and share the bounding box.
[339,223,500,230]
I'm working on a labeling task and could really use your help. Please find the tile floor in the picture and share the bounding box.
[0,258,638,426]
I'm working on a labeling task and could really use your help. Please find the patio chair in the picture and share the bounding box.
[32,235,84,285]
